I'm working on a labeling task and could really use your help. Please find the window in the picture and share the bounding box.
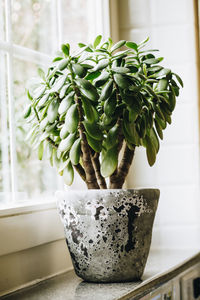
[0,0,110,207]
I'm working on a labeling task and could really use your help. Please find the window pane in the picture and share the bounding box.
[11,0,55,54]
[13,58,59,201]
[0,51,11,204]
[0,0,5,41]
[60,0,93,49]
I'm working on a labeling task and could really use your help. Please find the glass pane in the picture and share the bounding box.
[0,0,5,41]
[0,51,11,204]
[13,57,59,201]
[60,0,93,50]
[11,0,54,54]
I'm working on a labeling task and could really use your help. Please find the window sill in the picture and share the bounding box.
[0,198,64,256]
[2,249,200,299]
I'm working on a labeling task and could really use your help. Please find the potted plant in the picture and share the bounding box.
[24,36,183,283]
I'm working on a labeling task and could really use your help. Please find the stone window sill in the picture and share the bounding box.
[2,249,200,299]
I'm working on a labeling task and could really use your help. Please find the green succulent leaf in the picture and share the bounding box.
[101,146,118,177]
[65,103,79,133]
[94,71,110,87]
[125,41,138,51]
[61,43,70,56]
[85,71,101,81]
[63,161,74,185]
[173,73,183,87]
[111,40,126,53]
[145,135,156,166]
[104,124,119,150]
[58,59,68,71]
[93,35,102,48]
[23,104,32,118]
[143,57,163,65]
[112,67,130,74]
[69,138,81,165]
[85,132,102,152]
[114,73,129,89]
[47,100,59,123]
[104,94,116,116]
[58,133,76,152]
[100,79,113,101]
[82,97,95,123]
[91,59,109,72]
[38,142,44,160]
[76,78,99,102]
[83,120,103,141]
[60,124,69,140]
[58,91,74,115]
[72,63,86,78]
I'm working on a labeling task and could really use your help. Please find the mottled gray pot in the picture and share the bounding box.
[56,189,160,283]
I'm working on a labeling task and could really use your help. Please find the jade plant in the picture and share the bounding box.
[24,36,183,189]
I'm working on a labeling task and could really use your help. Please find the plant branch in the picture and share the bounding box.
[91,152,107,189]
[109,144,135,189]
[74,163,86,182]
[74,88,100,189]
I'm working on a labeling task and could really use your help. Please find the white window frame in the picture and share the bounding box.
[0,0,113,260]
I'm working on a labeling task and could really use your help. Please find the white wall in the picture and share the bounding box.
[118,0,200,249]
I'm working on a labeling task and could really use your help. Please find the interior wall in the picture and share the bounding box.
[117,0,200,249]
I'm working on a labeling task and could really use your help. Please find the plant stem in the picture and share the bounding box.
[74,88,100,189]
[91,153,107,189]
[74,164,86,182]
[109,144,135,189]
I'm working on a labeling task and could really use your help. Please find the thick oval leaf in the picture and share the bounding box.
[59,83,71,99]
[76,78,99,101]
[52,75,68,92]
[100,79,113,101]
[72,63,86,78]
[63,162,74,186]
[38,142,43,160]
[101,146,118,177]
[40,117,49,131]
[145,135,156,166]
[85,71,101,81]
[94,71,110,87]
[104,95,116,116]
[150,68,171,79]
[111,40,126,53]
[143,57,163,65]
[60,124,69,139]
[157,79,168,91]
[61,44,70,56]
[58,92,74,115]
[104,124,119,150]
[114,73,129,89]
[83,120,103,141]
[112,67,130,74]
[38,93,49,107]
[23,105,32,118]
[69,138,81,165]
[93,35,102,48]
[47,100,59,123]
[125,41,138,51]
[58,59,68,71]
[65,103,79,133]
[33,86,46,99]
[173,73,183,87]
[82,97,95,123]
[154,119,163,140]
[91,59,109,72]
[58,133,76,152]
[85,132,102,152]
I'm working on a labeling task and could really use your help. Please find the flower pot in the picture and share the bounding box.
[56,189,160,283]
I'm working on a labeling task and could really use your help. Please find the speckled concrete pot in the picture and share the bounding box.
[56,189,160,283]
